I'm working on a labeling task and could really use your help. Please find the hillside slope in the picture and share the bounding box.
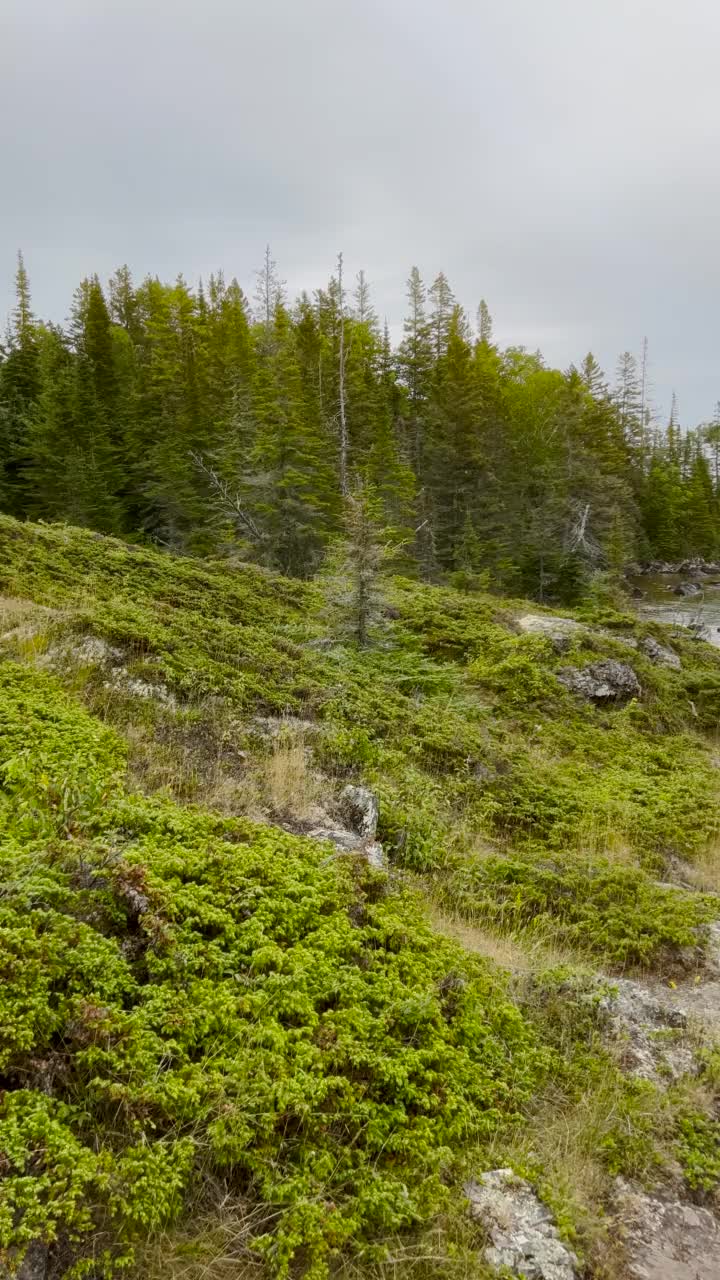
[1,516,720,1279]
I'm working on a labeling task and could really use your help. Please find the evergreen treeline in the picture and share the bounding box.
[1,250,718,600]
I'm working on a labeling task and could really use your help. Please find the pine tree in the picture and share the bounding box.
[425,307,484,567]
[248,304,338,575]
[614,352,644,462]
[254,245,285,339]
[704,402,720,493]
[324,482,390,647]
[26,322,123,532]
[428,272,455,360]
[353,270,377,327]
[396,267,432,471]
[477,299,494,346]
[641,451,683,560]
[0,252,40,513]
[683,448,716,558]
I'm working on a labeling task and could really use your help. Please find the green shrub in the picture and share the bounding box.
[441,854,716,968]
[675,1109,720,1193]
[0,659,551,1277]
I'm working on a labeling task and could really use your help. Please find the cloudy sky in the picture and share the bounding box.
[2,0,719,423]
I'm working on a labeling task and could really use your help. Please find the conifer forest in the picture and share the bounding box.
[2,251,717,600]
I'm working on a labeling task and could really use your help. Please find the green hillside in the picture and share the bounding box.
[1,516,720,1279]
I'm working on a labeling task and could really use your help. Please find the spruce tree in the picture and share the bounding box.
[396,267,433,472]
[0,252,39,514]
[477,299,494,346]
[428,272,455,360]
[248,304,338,575]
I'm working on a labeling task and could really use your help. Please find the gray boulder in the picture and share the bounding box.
[598,978,694,1083]
[557,660,641,703]
[465,1168,578,1279]
[308,786,385,871]
[673,581,702,597]
[640,636,681,669]
[307,824,386,871]
[516,613,583,654]
[614,1179,720,1280]
[0,1241,48,1280]
[338,784,379,841]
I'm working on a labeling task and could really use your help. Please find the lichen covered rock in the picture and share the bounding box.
[599,978,695,1082]
[338,783,379,840]
[557,659,641,703]
[615,1179,720,1279]
[641,635,681,669]
[465,1168,578,1279]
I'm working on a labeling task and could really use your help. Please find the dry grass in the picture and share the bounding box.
[134,1181,496,1280]
[138,1206,493,1280]
[135,1196,270,1280]
[0,594,46,631]
[124,712,327,826]
[487,1070,664,1280]
[683,837,720,893]
[122,712,262,816]
[427,905,580,974]
[0,594,58,661]
[574,809,642,868]
[260,726,325,822]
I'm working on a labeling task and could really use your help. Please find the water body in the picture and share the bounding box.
[630,574,720,649]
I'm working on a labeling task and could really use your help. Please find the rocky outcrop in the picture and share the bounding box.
[614,1179,720,1280]
[516,614,584,654]
[557,660,641,703]
[465,1169,578,1279]
[338,784,379,841]
[45,634,177,706]
[676,557,720,575]
[673,581,703,597]
[641,635,681,669]
[516,613,641,657]
[307,824,385,870]
[304,785,385,870]
[640,557,720,576]
[0,1241,48,1280]
[599,979,695,1082]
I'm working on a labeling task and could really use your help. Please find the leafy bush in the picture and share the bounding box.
[0,661,551,1277]
[675,1109,720,1193]
[441,854,716,968]
[2,516,720,1271]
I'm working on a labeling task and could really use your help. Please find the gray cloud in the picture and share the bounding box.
[2,0,719,422]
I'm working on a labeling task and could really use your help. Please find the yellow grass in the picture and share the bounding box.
[427,905,580,973]
[683,836,720,893]
[263,732,323,820]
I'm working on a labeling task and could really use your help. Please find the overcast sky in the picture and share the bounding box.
[2,0,719,424]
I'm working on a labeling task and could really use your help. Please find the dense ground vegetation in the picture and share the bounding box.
[1,253,719,596]
[1,517,720,1277]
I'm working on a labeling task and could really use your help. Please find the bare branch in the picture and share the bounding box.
[189,451,264,542]
[564,500,603,561]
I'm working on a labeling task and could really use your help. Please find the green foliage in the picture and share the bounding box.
[440,854,716,968]
[0,655,554,1277]
[470,633,558,705]
[2,517,720,1272]
[5,254,714,587]
[675,1109,720,1193]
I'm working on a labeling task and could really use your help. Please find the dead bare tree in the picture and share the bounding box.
[337,252,348,496]
[564,500,603,562]
[189,451,264,543]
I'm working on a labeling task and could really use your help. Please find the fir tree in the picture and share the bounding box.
[0,252,39,513]
[396,267,432,471]
[477,299,494,346]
